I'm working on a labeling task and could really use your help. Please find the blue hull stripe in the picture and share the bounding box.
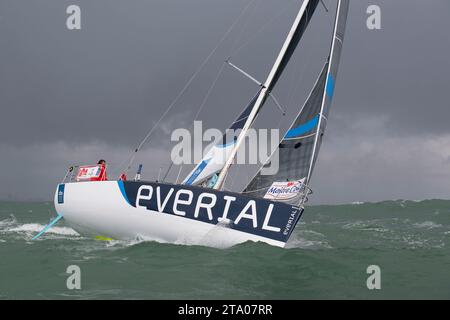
[118,180,131,205]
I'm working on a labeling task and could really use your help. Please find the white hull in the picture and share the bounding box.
[54,181,298,248]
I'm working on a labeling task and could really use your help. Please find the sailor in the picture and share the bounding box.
[97,159,108,181]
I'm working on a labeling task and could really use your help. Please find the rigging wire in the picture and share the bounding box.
[164,0,262,183]
[227,0,262,55]
[162,61,227,182]
[222,0,302,191]
[156,0,302,187]
[217,0,306,190]
[228,0,297,58]
[121,0,259,177]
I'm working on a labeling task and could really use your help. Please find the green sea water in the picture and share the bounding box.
[0,200,449,299]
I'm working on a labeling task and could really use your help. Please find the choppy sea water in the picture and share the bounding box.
[0,200,449,299]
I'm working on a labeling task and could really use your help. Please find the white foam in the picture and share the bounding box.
[341,220,391,234]
[286,229,332,249]
[342,221,367,229]
[285,237,332,249]
[413,221,442,229]
[6,223,80,236]
[0,216,17,228]
[104,237,147,248]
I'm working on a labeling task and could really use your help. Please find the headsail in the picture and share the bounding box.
[183,89,262,186]
[243,0,349,204]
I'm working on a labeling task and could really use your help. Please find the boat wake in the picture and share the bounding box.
[0,215,80,241]
[286,229,332,249]
[7,223,80,237]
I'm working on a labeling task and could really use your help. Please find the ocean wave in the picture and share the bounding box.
[104,237,150,248]
[286,229,332,249]
[399,234,445,249]
[5,223,80,237]
[412,221,443,229]
[285,238,332,249]
[0,215,17,228]
[342,220,379,230]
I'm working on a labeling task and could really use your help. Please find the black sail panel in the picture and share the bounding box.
[268,0,321,92]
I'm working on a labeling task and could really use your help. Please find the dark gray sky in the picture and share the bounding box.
[1,0,449,203]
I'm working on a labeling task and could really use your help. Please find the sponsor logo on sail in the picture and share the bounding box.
[264,178,306,201]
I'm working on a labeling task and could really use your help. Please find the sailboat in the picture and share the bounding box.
[34,0,349,248]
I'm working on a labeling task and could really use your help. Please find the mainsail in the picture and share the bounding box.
[214,0,321,190]
[185,0,321,187]
[243,0,349,204]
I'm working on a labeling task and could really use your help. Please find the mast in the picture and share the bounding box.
[214,0,317,190]
[306,0,348,184]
